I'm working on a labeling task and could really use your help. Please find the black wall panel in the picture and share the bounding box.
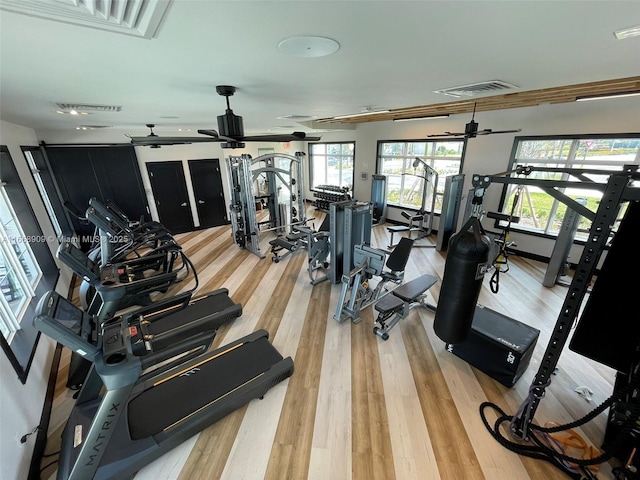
[44,146,148,238]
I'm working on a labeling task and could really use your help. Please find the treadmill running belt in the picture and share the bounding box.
[145,293,241,335]
[127,336,283,439]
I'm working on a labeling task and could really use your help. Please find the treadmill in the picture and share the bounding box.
[34,290,294,480]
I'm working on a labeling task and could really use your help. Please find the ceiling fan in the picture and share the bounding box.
[127,85,321,148]
[427,103,521,140]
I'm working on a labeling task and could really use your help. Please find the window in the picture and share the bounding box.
[1,170,42,339]
[1,146,59,383]
[309,142,355,190]
[23,149,64,237]
[501,135,640,238]
[377,140,464,211]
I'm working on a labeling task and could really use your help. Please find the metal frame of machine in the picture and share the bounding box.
[226,152,306,258]
[468,164,640,439]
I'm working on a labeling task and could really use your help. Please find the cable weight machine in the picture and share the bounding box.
[226,152,306,258]
[387,157,439,248]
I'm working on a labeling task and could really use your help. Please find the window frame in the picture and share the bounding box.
[0,145,59,384]
[308,141,356,191]
[1,185,42,337]
[376,138,466,213]
[498,134,640,240]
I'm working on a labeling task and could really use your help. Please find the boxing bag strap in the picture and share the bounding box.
[460,215,486,241]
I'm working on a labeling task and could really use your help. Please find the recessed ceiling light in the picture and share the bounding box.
[393,114,450,122]
[333,109,390,120]
[576,91,640,101]
[277,114,317,120]
[614,25,640,39]
[75,125,112,130]
[278,35,340,57]
[55,110,91,115]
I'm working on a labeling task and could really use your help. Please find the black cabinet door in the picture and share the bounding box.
[147,161,194,234]
[89,147,149,223]
[188,159,228,228]
[45,146,149,237]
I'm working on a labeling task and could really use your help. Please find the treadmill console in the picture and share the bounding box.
[33,291,99,360]
[102,315,147,362]
[57,242,100,282]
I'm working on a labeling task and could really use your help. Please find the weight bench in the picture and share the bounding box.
[269,231,308,263]
[388,211,435,248]
[373,273,438,340]
[387,225,411,248]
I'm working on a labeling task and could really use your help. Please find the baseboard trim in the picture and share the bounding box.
[27,342,62,480]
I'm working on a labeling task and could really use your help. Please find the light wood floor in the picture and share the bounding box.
[43,210,618,480]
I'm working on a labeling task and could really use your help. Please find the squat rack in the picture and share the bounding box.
[469,164,640,440]
[226,152,306,259]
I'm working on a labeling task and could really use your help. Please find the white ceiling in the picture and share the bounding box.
[1,0,639,139]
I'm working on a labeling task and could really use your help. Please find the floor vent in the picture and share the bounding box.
[434,80,518,98]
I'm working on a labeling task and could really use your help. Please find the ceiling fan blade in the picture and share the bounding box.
[487,128,522,135]
[196,129,219,138]
[196,129,239,143]
[241,133,322,142]
[427,132,465,138]
[129,136,221,146]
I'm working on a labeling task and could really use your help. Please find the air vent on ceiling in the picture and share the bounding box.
[76,125,112,129]
[433,80,518,98]
[56,103,122,112]
[0,0,171,39]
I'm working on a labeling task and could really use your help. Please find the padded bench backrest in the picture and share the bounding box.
[386,237,414,272]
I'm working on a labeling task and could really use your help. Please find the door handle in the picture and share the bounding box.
[181,202,188,207]
[198,200,205,204]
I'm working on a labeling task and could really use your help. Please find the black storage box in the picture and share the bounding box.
[445,304,540,387]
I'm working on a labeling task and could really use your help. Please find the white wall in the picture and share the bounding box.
[0,121,72,480]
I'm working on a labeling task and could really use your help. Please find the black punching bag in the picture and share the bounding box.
[434,216,491,344]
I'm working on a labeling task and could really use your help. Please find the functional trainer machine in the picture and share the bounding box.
[34,289,293,480]
[387,157,439,248]
[370,174,388,225]
[435,173,465,252]
[329,200,373,284]
[226,152,306,259]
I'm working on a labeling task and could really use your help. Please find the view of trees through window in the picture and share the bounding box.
[502,136,640,238]
[309,142,355,190]
[377,140,464,212]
